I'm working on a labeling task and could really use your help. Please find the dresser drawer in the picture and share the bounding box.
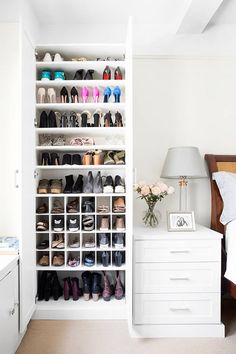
[134,262,220,293]
[134,293,220,324]
[135,240,220,262]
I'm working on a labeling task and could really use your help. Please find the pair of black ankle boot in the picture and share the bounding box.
[82,271,102,301]
[39,111,57,128]
[64,174,83,193]
[41,152,59,165]
[38,271,62,301]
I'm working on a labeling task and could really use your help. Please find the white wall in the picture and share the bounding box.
[133,57,236,227]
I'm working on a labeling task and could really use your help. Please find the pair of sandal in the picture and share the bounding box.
[52,254,64,266]
[52,234,64,249]
[39,134,65,147]
[113,197,126,213]
[82,215,94,231]
[51,199,64,214]
[67,199,79,213]
[104,151,125,165]
[36,203,48,214]
[97,205,110,213]
[70,136,95,146]
[36,220,49,231]
[67,257,80,267]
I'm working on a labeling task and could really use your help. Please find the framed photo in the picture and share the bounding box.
[167,211,196,232]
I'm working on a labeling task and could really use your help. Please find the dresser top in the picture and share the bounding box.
[134,224,223,241]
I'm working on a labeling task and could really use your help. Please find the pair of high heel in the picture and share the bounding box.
[60,86,100,103]
[73,69,94,80]
[103,66,122,80]
[104,111,123,127]
[37,87,56,103]
[42,52,63,62]
[104,86,121,103]
[41,152,60,165]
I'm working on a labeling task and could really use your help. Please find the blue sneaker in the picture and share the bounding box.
[40,70,52,81]
[103,86,112,103]
[54,71,65,81]
[113,86,121,103]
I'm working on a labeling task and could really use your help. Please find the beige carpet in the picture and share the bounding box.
[17,300,236,354]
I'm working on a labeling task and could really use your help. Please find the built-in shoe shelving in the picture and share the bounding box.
[34,42,132,317]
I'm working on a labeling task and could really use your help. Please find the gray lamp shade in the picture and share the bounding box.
[161,146,208,179]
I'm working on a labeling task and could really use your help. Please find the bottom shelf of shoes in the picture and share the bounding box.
[34,270,127,320]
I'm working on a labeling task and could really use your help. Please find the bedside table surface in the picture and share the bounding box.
[133,224,223,241]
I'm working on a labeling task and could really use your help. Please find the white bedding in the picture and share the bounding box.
[225,220,236,284]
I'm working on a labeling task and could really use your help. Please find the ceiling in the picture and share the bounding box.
[29,0,236,31]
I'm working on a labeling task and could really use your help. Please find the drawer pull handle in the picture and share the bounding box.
[169,277,189,281]
[170,250,190,254]
[170,307,190,312]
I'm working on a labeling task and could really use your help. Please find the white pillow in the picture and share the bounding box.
[213,171,236,225]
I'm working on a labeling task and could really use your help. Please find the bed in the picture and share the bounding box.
[205,154,236,298]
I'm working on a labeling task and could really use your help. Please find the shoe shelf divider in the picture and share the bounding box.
[34,42,132,320]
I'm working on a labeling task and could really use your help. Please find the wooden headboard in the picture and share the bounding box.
[205,154,236,298]
[205,154,236,234]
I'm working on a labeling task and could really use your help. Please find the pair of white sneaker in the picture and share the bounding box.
[43,52,63,62]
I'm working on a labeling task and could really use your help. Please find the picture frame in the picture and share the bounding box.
[167,211,196,232]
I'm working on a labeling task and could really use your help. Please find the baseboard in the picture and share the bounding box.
[131,323,225,338]
[33,298,127,320]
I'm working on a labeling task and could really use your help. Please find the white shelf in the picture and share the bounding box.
[33,296,127,320]
[36,60,125,70]
[36,145,125,151]
[36,80,125,87]
[35,127,126,134]
[36,265,126,271]
[36,193,126,197]
[36,103,125,110]
[36,164,126,170]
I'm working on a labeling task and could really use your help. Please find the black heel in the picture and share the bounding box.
[51,153,60,165]
[93,111,101,127]
[115,111,123,127]
[81,112,88,127]
[48,111,57,127]
[104,111,113,127]
[60,87,69,103]
[41,152,50,166]
[71,87,79,103]
[39,111,48,128]
[84,69,94,80]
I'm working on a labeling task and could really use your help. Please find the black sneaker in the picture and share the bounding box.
[52,217,64,232]
[72,154,81,165]
[103,176,114,193]
[67,217,79,232]
[84,252,95,267]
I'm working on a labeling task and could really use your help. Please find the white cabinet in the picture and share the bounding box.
[132,225,225,337]
[0,257,19,354]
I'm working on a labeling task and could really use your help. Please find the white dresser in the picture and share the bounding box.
[132,224,225,337]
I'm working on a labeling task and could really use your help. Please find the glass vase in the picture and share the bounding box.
[142,202,160,227]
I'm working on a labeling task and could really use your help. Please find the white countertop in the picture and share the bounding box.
[134,224,223,240]
[0,255,19,281]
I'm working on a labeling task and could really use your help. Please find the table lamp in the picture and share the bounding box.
[161,146,208,211]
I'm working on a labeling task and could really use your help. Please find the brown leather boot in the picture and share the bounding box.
[102,272,113,301]
[114,271,124,300]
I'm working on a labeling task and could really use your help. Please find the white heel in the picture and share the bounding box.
[43,52,52,62]
[37,87,46,103]
[47,88,56,103]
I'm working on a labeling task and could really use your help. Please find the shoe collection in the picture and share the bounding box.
[37,85,122,104]
[40,52,123,63]
[38,270,124,302]
[37,52,127,301]
[37,173,125,194]
[38,110,123,128]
